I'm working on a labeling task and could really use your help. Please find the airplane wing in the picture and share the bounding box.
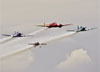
[23,35,34,37]
[2,34,11,36]
[28,43,34,45]
[37,24,49,27]
[62,24,73,26]
[88,27,97,31]
[28,43,37,48]
[37,25,46,27]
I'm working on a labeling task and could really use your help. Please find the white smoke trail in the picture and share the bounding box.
[41,32,77,43]
[0,28,47,44]
[28,28,48,35]
[0,32,77,59]
[0,45,33,59]
[0,37,14,44]
[0,28,48,59]
[9,28,48,43]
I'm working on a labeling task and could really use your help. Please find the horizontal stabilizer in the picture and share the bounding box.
[63,24,73,26]
[88,27,97,31]
[25,35,34,37]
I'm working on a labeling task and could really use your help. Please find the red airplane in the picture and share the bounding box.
[28,42,47,48]
[37,22,73,28]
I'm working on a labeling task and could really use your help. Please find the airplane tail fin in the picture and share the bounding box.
[76,26,83,32]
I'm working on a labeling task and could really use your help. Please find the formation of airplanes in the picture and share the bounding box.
[1,22,97,48]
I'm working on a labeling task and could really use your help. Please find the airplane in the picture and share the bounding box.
[67,26,97,32]
[37,22,73,28]
[28,42,47,48]
[2,32,34,37]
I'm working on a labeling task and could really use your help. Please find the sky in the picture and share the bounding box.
[0,0,99,72]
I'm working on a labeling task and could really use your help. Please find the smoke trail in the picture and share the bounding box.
[28,28,48,35]
[0,28,47,59]
[0,45,33,59]
[0,28,47,44]
[12,28,48,41]
[9,28,48,43]
[0,32,77,59]
[0,37,14,44]
[42,32,77,43]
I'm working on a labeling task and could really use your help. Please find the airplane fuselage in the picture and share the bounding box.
[47,23,63,28]
[12,32,24,37]
[33,42,40,46]
[76,27,87,32]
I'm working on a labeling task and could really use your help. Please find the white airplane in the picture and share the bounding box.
[67,26,97,32]
[2,32,34,37]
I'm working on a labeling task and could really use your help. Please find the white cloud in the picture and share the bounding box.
[57,48,91,70]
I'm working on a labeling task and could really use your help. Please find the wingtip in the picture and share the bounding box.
[36,25,45,27]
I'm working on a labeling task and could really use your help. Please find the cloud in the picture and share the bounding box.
[57,48,91,70]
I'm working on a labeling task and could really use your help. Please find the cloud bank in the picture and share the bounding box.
[57,48,91,70]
